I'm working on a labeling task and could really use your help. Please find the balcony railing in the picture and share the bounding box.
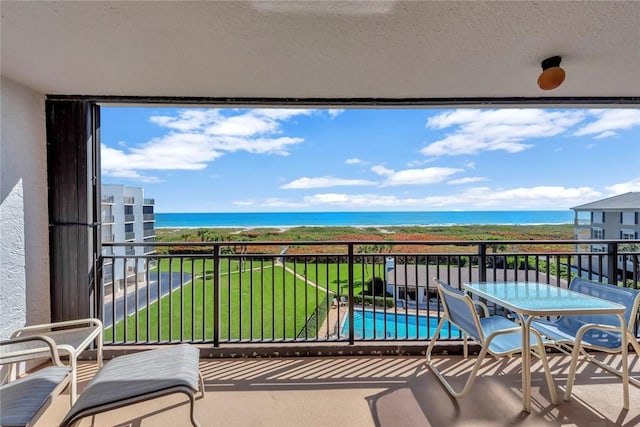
[124,214,135,222]
[143,198,155,205]
[123,197,135,205]
[98,239,640,347]
[102,196,115,204]
[102,215,115,224]
[143,229,155,237]
[143,213,155,221]
[124,232,135,241]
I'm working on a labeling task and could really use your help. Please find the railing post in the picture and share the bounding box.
[478,243,487,282]
[607,242,618,285]
[213,244,220,347]
[348,243,354,345]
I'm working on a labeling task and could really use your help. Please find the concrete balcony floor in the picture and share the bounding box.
[36,352,640,426]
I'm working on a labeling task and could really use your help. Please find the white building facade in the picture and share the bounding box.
[101,185,155,294]
[573,192,640,280]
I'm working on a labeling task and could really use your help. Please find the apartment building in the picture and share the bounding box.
[572,192,640,279]
[101,185,156,293]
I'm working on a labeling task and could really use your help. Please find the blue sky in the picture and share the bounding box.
[100,107,640,213]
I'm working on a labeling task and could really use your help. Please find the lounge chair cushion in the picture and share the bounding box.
[61,344,200,426]
[0,366,70,427]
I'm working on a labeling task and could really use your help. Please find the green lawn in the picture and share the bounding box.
[105,260,325,343]
[285,261,386,296]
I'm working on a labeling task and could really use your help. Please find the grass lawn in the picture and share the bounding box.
[105,259,325,343]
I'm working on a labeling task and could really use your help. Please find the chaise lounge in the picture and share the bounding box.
[1,340,204,427]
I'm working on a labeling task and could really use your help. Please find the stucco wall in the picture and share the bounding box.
[0,76,50,339]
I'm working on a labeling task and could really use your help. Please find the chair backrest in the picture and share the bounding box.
[433,279,483,342]
[569,277,640,332]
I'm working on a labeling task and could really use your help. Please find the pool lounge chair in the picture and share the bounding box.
[426,278,557,402]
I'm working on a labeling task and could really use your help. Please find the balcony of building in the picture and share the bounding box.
[3,1,640,425]
[143,198,155,205]
[31,351,640,427]
[143,213,155,221]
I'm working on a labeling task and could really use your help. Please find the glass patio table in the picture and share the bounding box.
[464,281,628,413]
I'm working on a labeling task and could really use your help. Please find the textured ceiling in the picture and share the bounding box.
[1,1,639,101]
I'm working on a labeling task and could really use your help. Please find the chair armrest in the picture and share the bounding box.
[11,318,103,338]
[473,301,490,318]
[0,335,65,367]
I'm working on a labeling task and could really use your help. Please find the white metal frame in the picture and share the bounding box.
[10,318,103,404]
[426,279,557,404]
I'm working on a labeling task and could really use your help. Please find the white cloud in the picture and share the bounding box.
[593,131,616,139]
[574,109,640,137]
[447,177,488,185]
[328,109,345,118]
[102,108,311,181]
[422,109,585,156]
[605,178,640,195]
[238,185,602,210]
[345,158,363,165]
[371,165,462,186]
[281,176,376,189]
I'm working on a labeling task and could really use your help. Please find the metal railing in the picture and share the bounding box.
[102,215,115,224]
[123,197,135,204]
[98,239,640,347]
[124,232,135,241]
[124,214,135,222]
[143,198,155,205]
[143,229,155,237]
[143,213,155,221]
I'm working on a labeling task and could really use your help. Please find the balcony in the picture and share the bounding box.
[123,197,135,205]
[98,239,640,347]
[143,198,155,205]
[143,229,155,237]
[143,213,155,221]
[124,232,135,241]
[101,196,115,204]
[124,214,135,222]
[37,352,640,426]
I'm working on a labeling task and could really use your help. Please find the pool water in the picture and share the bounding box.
[341,310,461,339]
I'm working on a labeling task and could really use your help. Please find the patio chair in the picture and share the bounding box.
[10,318,103,404]
[0,335,72,427]
[426,278,557,402]
[530,277,640,401]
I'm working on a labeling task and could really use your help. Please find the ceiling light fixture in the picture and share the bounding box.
[537,56,565,91]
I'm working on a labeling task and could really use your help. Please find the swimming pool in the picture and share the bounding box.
[341,310,461,339]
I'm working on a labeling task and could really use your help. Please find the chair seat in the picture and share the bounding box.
[480,316,542,354]
[531,318,622,350]
[0,366,70,427]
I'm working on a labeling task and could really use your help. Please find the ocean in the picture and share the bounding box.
[155,210,574,228]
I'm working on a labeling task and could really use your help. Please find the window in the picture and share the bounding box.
[592,211,605,224]
[125,223,134,233]
[592,228,604,239]
[621,211,636,225]
[621,229,637,240]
